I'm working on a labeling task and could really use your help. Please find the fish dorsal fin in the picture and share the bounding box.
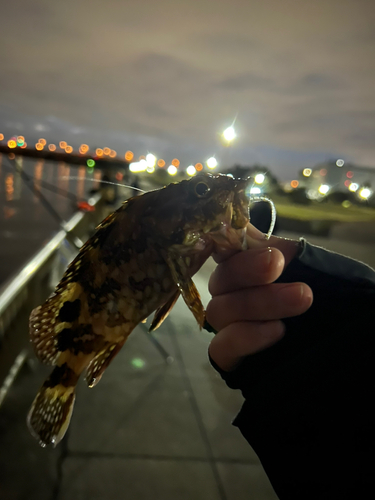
[85,342,124,388]
[95,210,117,230]
[166,252,205,328]
[149,290,180,332]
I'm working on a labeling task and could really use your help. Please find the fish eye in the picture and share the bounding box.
[194,181,210,198]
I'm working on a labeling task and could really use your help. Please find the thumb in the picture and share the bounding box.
[246,224,302,267]
[213,223,302,266]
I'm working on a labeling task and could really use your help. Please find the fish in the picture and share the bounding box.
[27,173,252,447]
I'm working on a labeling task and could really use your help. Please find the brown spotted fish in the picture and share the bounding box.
[27,173,251,446]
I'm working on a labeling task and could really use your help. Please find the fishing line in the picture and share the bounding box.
[5,159,78,201]
[249,196,277,240]
[7,157,84,249]
[59,176,147,193]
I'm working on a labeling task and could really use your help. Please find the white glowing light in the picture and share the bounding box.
[186,165,196,176]
[306,189,318,200]
[206,157,218,169]
[303,168,312,177]
[146,153,156,167]
[359,187,372,199]
[167,165,178,176]
[146,165,155,173]
[222,126,236,142]
[348,182,359,192]
[250,187,261,195]
[254,173,265,184]
[336,159,345,167]
[129,160,147,173]
[318,184,330,195]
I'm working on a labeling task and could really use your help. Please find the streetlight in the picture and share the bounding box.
[206,157,218,169]
[318,184,330,195]
[359,187,372,200]
[129,159,148,173]
[167,165,178,176]
[146,153,156,167]
[186,165,196,176]
[348,183,359,192]
[254,173,265,184]
[222,126,236,143]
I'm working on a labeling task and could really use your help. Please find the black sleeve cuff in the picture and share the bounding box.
[208,239,375,391]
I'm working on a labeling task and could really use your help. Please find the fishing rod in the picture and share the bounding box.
[7,157,84,249]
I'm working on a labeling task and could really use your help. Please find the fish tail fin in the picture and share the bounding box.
[27,364,78,447]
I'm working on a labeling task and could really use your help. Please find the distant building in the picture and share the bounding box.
[299,160,375,203]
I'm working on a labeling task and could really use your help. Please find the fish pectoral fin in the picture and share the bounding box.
[85,343,124,388]
[166,252,205,329]
[149,290,180,332]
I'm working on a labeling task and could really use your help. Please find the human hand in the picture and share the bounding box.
[207,224,313,371]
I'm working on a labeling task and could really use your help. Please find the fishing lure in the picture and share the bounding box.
[27,173,275,447]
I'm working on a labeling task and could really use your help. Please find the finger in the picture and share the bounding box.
[209,247,285,296]
[209,321,285,372]
[212,223,301,265]
[206,282,313,331]
[212,223,267,263]
[244,226,302,267]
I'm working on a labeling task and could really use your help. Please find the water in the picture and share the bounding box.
[0,154,104,285]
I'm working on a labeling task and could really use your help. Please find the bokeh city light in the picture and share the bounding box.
[186,165,196,176]
[206,157,217,169]
[167,165,178,175]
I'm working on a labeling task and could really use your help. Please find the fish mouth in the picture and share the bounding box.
[181,176,251,254]
[209,178,251,251]
[208,205,248,251]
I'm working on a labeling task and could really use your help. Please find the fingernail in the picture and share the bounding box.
[303,285,313,304]
[277,283,304,304]
[254,247,273,267]
[260,320,285,338]
[278,283,313,306]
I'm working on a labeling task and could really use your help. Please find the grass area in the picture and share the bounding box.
[271,195,375,222]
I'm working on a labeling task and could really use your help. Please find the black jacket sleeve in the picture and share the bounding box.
[210,239,375,499]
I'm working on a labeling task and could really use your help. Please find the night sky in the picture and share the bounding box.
[1,0,375,179]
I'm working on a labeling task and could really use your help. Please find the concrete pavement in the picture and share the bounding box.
[0,258,278,500]
[1,207,374,500]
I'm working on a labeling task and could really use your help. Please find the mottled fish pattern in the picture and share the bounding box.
[27,173,251,446]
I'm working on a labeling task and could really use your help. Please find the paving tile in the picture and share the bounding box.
[168,318,256,461]
[217,462,278,500]
[0,362,61,500]
[102,324,178,376]
[68,341,207,458]
[190,376,259,462]
[59,456,221,500]
[166,270,258,462]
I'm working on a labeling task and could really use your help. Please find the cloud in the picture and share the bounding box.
[216,73,275,91]
[0,0,374,177]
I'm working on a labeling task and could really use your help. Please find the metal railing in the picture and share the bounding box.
[0,193,108,406]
